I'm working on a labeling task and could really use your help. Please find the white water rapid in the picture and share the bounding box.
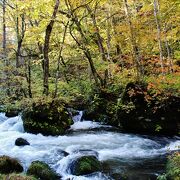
[0,112,179,180]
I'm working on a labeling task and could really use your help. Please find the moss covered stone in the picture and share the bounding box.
[27,161,60,180]
[0,156,23,174]
[71,156,101,176]
[166,153,180,180]
[22,99,73,136]
[0,173,37,180]
[118,82,180,135]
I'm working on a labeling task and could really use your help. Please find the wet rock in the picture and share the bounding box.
[22,99,73,136]
[27,161,60,180]
[111,173,128,180]
[70,156,102,176]
[0,156,23,174]
[15,138,30,146]
[5,110,19,118]
[55,149,69,157]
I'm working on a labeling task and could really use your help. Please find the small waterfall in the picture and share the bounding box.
[70,110,111,131]
[72,110,83,123]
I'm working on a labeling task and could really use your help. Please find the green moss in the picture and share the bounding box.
[27,161,59,180]
[72,156,101,176]
[0,156,23,174]
[158,153,180,180]
[0,173,37,180]
[166,153,180,180]
[22,98,73,136]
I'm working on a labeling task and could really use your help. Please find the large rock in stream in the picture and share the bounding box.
[27,161,60,180]
[15,138,30,146]
[70,156,102,176]
[118,82,180,135]
[22,99,73,136]
[0,156,23,174]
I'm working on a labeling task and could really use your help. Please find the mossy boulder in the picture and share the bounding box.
[166,153,180,180]
[15,138,30,146]
[117,82,180,135]
[22,99,73,136]
[27,161,60,180]
[158,153,180,180]
[70,156,102,176]
[0,156,23,174]
[0,173,37,180]
[82,90,118,124]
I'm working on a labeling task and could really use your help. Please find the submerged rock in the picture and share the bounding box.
[54,149,69,157]
[22,99,73,136]
[27,161,60,180]
[15,138,30,146]
[0,156,23,174]
[70,156,102,176]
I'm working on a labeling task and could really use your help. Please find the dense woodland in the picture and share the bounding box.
[0,0,179,103]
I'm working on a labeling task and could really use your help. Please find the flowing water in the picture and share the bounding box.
[0,112,179,180]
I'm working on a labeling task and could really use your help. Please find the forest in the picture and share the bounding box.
[0,0,179,180]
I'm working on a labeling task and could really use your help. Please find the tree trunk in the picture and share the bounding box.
[2,0,10,96]
[3,0,7,63]
[124,0,143,80]
[43,0,60,96]
[70,20,103,87]
[164,24,173,73]
[153,0,164,74]
[86,5,106,62]
[16,14,25,68]
[25,57,32,98]
[54,23,68,98]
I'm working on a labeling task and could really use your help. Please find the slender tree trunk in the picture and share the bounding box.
[64,0,104,87]
[165,37,173,73]
[70,26,103,87]
[69,16,104,87]
[28,58,32,98]
[2,0,10,96]
[43,0,60,96]
[112,17,124,70]
[25,57,32,98]
[54,23,68,98]
[3,0,7,63]
[153,0,164,74]
[106,3,113,79]
[16,16,20,68]
[124,0,143,80]
[16,15,25,68]
[164,24,173,73]
[86,5,106,62]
